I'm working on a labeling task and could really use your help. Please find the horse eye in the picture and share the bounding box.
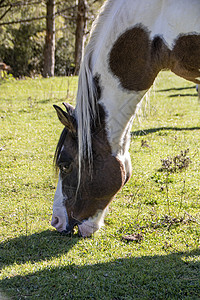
[59,163,73,174]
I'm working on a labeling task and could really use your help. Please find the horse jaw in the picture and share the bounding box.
[78,208,108,237]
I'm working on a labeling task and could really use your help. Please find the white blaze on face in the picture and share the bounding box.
[78,208,108,237]
[51,175,69,232]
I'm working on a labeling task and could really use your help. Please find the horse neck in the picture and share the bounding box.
[78,0,200,160]
[98,79,146,157]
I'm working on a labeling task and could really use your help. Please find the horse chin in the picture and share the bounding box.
[78,220,100,237]
[77,208,108,237]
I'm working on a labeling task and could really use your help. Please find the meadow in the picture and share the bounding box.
[0,71,199,299]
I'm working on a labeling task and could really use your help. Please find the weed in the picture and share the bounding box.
[160,149,191,173]
[141,139,150,148]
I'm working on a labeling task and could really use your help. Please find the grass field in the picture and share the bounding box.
[0,72,199,299]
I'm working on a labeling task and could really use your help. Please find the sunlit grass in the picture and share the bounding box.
[0,72,199,299]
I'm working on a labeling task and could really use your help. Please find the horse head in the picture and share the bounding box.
[51,103,127,237]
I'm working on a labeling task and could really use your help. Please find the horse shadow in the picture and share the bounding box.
[0,245,199,299]
[0,230,79,270]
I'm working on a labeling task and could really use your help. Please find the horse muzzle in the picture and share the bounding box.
[62,218,82,235]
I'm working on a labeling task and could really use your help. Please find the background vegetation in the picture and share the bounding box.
[0,71,199,299]
[0,0,104,77]
[0,1,199,299]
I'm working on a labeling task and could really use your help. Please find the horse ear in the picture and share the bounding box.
[62,102,74,115]
[53,104,77,134]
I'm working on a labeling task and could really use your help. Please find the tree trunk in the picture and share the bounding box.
[74,0,87,75]
[43,0,55,78]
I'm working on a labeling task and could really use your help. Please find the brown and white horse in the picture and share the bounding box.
[0,62,11,78]
[52,0,200,237]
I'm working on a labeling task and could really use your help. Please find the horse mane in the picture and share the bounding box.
[75,0,122,168]
[75,49,98,166]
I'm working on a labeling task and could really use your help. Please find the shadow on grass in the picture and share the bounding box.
[131,126,200,137]
[156,85,198,98]
[0,247,199,299]
[168,93,198,98]
[156,85,196,92]
[0,230,78,270]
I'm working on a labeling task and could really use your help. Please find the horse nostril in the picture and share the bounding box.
[51,216,66,232]
[51,206,68,232]
[51,216,59,227]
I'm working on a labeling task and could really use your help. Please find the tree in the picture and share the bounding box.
[0,0,104,77]
[43,0,55,77]
[74,0,87,75]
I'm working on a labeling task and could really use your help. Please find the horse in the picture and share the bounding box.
[0,62,11,79]
[52,0,200,237]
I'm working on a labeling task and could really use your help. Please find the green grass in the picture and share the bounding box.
[0,72,199,299]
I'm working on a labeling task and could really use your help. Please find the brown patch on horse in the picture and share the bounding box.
[109,26,200,90]
[74,155,126,222]
[109,25,170,91]
[171,34,200,83]
[70,104,126,222]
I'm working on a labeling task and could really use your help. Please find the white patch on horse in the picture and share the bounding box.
[100,90,146,155]
[78,208,108,237]
[51,174,68,232]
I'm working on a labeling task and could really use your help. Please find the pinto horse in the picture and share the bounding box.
[52,0,200,237]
